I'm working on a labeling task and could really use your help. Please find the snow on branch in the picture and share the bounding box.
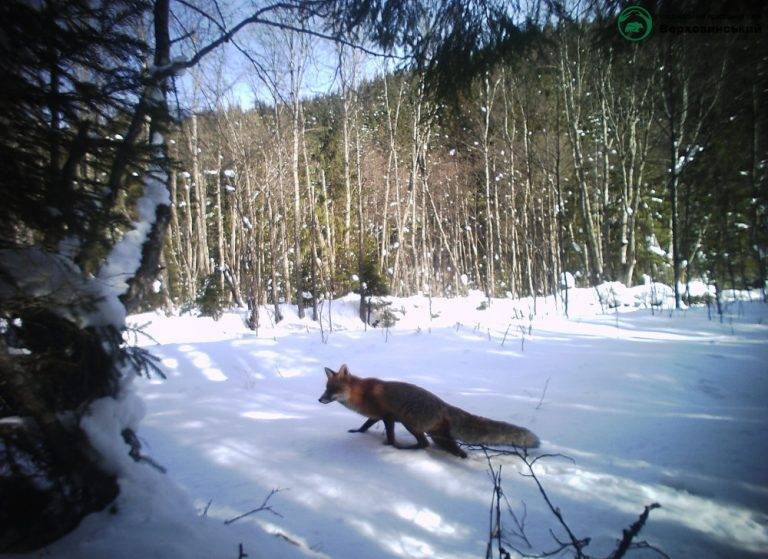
[95,132,170,326]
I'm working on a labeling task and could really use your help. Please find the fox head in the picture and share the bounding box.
[318,364,352,404]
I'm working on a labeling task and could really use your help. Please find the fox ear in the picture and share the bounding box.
[324,367,336,379]
[338,364,350,377]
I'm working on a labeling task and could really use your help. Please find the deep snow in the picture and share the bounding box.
[12,287,768,558]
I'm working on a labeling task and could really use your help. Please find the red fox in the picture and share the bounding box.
[318,364,540,458]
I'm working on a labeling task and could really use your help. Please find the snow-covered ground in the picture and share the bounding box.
[15,287,768,558]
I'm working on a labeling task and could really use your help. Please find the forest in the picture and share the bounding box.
[156,5,766,328]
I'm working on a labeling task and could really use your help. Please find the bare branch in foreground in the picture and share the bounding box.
[469,444,666,559]
[606,503,662,559]
[627,541,671,559]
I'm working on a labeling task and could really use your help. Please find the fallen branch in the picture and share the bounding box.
[224,488,282,525]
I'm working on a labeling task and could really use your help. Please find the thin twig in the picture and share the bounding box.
[224,488,283,524]
[626,541,671,559]
[536,377,551,410]
[501,323,512,347]
[202,498,213,517]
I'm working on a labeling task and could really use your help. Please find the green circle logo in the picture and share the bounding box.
[617,6,652,42]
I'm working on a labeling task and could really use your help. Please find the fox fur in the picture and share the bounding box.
[318,364,540,458]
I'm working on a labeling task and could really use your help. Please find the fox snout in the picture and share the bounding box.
[320,365,351,405]
[318,389,334,404]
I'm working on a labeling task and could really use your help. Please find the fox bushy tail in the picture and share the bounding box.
[446,406,540,448]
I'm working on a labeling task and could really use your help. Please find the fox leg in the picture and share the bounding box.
[394,423,430,450]
[348,418,378,433]
[429,423,467,458]
[429,432,467,458]
[383,415,397,445]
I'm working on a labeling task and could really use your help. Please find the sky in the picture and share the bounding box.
[170,1,390,111]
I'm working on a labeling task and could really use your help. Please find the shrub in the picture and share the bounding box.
[196,272,227,320]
